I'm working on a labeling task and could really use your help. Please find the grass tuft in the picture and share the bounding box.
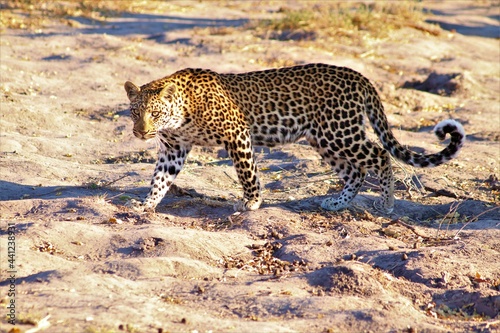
[0,0,178,30]
[249,1,439,45]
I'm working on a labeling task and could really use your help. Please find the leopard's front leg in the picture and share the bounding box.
[141,145,191,212]
[225,134,262,212]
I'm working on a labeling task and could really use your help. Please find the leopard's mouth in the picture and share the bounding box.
[133,130,156,140]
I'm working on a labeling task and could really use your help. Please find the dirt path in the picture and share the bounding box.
[0,1,498,332]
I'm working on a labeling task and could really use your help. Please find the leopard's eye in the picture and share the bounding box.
[151,111,160,118]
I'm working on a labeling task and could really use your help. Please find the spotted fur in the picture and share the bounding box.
[124,63,465,213]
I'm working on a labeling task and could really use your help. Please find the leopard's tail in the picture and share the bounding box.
[364,83,466,168]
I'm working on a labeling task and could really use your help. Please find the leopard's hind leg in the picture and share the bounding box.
[361,142,395,214]
[320,156,367,211]
[306,136,366,211]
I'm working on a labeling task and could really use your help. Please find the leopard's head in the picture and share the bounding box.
[124,81,184,140]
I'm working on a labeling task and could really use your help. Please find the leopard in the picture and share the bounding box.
[124,63,465,214]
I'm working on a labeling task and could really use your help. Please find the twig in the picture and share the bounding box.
[388,218,431,239]
[484,319,500,329]
[392,157,423,198]
[453,206,500,239]
[223,171,238,184]
[424,185,457,198]
[106,192,129,200]
[102,174,130,187]
[437,200,463,237]
[26,314,51,333]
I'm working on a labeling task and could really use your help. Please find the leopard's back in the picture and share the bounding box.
[219,63,369,146]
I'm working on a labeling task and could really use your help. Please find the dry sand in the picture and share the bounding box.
[0,1,499,332]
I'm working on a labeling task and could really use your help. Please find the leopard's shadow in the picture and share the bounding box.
[151,188,497,228]
[279,194,497,227]
[2,180,494,230]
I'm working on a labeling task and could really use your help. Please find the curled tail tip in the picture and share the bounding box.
[433,119,466,159]
[434,119,466,142]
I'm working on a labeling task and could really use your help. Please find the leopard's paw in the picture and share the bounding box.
[125,199,156,213]
[320,198,349,211]
[373,199,393,215]
[233,198,262,212]
[125,198,144,212]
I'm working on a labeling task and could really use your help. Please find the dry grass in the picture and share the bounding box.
[249,1,440,46]
[1,1,117,30]
[0,0,181,30]
[2,1,440,42]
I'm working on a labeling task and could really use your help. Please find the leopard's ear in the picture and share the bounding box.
[124,81,140,102]
[159,83,177,101]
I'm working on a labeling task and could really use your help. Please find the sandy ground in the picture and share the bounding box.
[0,1,499,332]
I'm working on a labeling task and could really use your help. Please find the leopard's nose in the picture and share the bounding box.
[135,130,148,139]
